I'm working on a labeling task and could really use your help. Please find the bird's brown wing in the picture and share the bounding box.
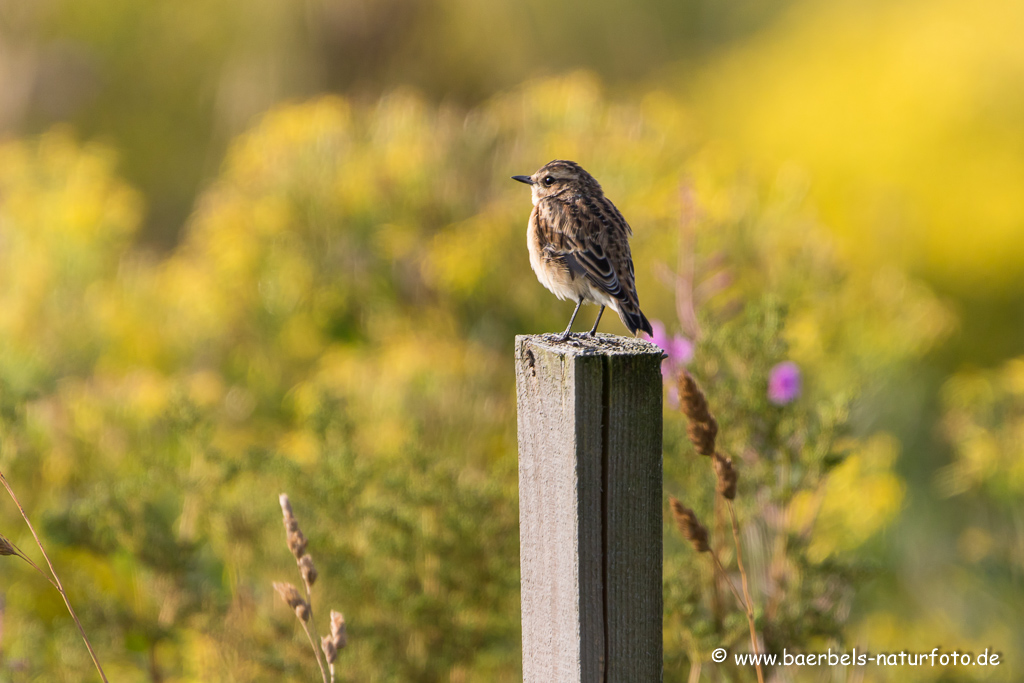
[537,195,652,335]
[588,196,650,335]
[536,195,624,300]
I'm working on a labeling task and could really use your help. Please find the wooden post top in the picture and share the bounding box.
[516,333,664,358]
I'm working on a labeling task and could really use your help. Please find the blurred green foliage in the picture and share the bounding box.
[658,175,944,677]
[940,359,1024,500]
[0,74,989,682]
[1,0,1023,679]
[2,0,791,245]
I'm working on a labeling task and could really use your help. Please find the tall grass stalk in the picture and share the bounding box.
[0,471,108,682]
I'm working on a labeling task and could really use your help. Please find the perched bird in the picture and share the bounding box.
[512,160,653,340]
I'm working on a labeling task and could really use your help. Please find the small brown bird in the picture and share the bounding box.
[513,160,653,340]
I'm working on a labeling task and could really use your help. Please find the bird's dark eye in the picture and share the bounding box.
[543,176,555,186]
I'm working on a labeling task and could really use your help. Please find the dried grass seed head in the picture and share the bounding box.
[330,610,348,649]
[669,497,709,552]
[294,601,310,622]
[279,493,294,520]
[713,452,739,500]
[299,554,318,587]
[678,371,718,455]
[273,581,310,622]
[0,534,15,556]
[321,636,338,664]
[686,416,718,456]
[279,493,308,558]
[678,371,712,423]
[287,529,308,558]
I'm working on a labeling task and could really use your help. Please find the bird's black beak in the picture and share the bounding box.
[512,175,533,185]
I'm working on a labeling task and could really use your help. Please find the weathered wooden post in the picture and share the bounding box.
[515,333,663,682]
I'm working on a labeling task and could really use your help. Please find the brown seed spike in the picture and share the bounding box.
[678,371,712,424]
[287,529,308,559]
[686,416,718,456]
[299,554,318,588]
[280,494,307,558]
[678,371,718,454]
[0,535,15,556]
[272,581,301,607]
[280,493,296,529]
[329,610,347,649]
[294,601,310,622]
[321,636,338,664]
[273,581,310,622]
[669,497,709,552]
[713,452,739,500]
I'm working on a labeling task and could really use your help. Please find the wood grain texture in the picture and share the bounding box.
[515,333,663,683]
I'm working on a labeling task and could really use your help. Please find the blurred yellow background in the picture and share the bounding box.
[0,0,1021,680]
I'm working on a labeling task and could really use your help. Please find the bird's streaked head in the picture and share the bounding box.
[512,160,602,205]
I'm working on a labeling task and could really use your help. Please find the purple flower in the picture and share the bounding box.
[666,335,694,366]
[643,320,694,407]
[648,320,670,351]
[768,361,801,405]
[645,320,694,377]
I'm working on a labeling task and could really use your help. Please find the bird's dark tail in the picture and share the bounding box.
[620,306,654,337]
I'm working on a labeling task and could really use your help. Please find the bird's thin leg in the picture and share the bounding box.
[558,298,585,341]
[586,305,605,337]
